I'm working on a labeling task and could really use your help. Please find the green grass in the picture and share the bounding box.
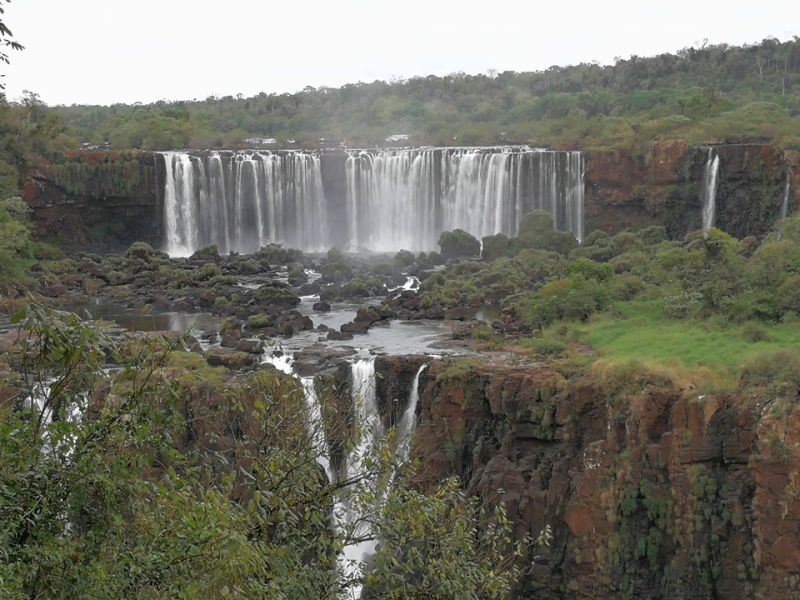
[545,300,800,375]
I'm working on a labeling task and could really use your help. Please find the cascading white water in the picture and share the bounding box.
[395,364,427,463]
[345,147,585,252]
[162,147,585,257]
[701,148,721,232]
[781,169,793,221]
[301,377,336,484]
[162,151,330,256]
[337,358,382,598]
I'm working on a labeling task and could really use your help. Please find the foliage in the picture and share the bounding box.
[0,0,23,90]
[367,478,527,599]
[42,38,800,150]
[0,306,524,598]
[438,229,481,260]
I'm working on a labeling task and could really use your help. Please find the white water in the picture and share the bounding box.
[395,364,427,464]
[23,378,85,455]
[162,151,329,256]
[337,358,383,598]
[701,148,720,232]
[301,377,336,484]
[781,169,793,221]
[161,147,585,256]
[345,147,584,251]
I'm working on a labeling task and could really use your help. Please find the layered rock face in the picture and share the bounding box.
[22,151,161,252]
[585,142,789,239]
[407,360,800,599]
[22,143,796,254]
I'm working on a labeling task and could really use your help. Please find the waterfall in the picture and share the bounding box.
[396,364,427,463]
[701,148,720,232]
[262,350,333,482]
[301,377,336,484]
[781,169,792,221]
[345,147,584,252]
[161,151,330,256]
[337,357,382,598]
[162,147,585,256]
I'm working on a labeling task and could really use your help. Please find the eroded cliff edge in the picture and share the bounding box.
[386,357,800,599]
[21,143,796,253]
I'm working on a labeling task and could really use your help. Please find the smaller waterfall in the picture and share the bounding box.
[701,148,720,232]
[301,377,336,484]
[263,350,333,482]
[338,358,382,599]
[396,364,427,463]
[781,169,793,221]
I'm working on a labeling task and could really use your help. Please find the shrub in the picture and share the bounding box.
[526,276,610,327]
[438,229,481,260]
[247,314,273,329]
[517,210,578,256]
[481,233,511,261]
[125,241,158,261]
[739,349,800,400]
[193,262,221,282]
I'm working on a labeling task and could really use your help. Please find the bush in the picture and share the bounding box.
[739,349,800,400]
[526,276,610,328]
[438,229,481,260]
[125,241,158,261]
[517,210,578,256]
[247,314,273,329]
[481,233,511,261]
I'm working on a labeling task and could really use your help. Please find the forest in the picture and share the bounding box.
[34,37,800,150]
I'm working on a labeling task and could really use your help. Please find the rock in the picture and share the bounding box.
[220,319,242,348]
[190,245,220,262]
[445,306,476,321]
[205,348,255,370]
[423,306,446,319]
[41,283,68,298]
[327,330,354,341]
[340,321,370,335]
[354,307,381,324]
[235,339,264,354]
[313,301,331,312]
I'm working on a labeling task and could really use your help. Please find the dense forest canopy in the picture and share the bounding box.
[35,37,800,151]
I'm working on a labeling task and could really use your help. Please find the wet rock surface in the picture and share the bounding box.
[404,359,800,599]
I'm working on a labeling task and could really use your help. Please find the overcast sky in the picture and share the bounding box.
[3,0,797,106]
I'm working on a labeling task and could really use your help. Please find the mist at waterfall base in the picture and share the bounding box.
[161,147,585,256]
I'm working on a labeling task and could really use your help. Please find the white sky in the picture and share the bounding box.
[4,0,797,106]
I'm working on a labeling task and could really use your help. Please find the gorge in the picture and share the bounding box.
[6,139,800,599]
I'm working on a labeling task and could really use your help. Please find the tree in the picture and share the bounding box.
[0,0,23,90]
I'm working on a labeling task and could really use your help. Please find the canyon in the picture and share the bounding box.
[11,141,800,598]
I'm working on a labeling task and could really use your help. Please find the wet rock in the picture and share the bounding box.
[327,330,354,341]
[205,348,255,370]
[340,321,370,335]
[423,306,446,319]
[293,344,356,376]
[313,301,331,312]
[445,306,476,321]
[235,339,264,354]
[220,319,242,348]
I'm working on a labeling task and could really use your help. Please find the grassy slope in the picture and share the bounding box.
[550,300,800,375]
